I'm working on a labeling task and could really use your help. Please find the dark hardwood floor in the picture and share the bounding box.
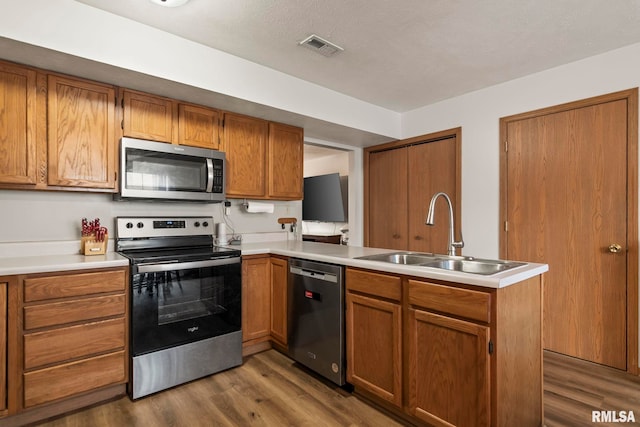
[32,349,640,426]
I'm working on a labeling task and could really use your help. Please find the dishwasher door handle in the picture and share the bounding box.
[290,266,338,283]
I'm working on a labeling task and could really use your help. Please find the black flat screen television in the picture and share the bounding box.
[302,173,348,222]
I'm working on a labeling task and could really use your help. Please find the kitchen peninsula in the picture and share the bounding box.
[0,241,546,426]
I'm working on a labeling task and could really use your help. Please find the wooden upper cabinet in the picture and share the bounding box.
[0,62,38,185]
[222,112,268,198]
[123,89,221,150]
[178,103,220,149]
[47,74,116,189]
[122,90,174,143]
[268,122,303,199]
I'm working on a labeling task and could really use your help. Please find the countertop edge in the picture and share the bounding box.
[238,242,548,289]
[0,253,129,276]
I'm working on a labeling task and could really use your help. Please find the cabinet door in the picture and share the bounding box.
[122,90,174,143]
[346,292,402,408]
[269,257,288,346]
[407,138,459,253]
[0,282,6,412]
[0,62,37,185]
[47,75,116,189]
[241,257,271,342]
[367,147,408,249]
[222,113,268,198]
[268,122,303,200]
[178,103,220,149]
[408,309,490,427]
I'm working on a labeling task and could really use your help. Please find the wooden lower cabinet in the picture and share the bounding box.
[0,281,6,415]
[241,255,289,354]
[2,267,129,424]
[269,256,288,346]
[408,309,490,427]
[346,269,402,408]
[345,267,543,427]
[242,255,271,344]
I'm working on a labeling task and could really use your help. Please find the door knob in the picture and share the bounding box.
[608,243,622,253]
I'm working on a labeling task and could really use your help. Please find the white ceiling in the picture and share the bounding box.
[76,0,640,113]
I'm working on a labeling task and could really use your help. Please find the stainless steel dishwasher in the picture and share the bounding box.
[288,258,345,386]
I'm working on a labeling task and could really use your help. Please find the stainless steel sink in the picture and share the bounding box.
[354,252,438,265]
[419,258,525,275]
[355,252,526,275]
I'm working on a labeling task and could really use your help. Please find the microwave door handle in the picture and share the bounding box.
[206,158,214,193]
[137,257,241,273]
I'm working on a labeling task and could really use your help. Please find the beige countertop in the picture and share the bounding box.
[0,241,548,288]
[234,240,548,289]
[0,252,129,276]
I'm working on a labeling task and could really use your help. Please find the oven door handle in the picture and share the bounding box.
[205,158,214,193]
[136,257,240,273]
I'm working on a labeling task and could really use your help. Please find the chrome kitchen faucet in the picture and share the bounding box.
[425,192,464,256]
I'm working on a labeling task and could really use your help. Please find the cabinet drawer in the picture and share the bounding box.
[24,318,126,370]
[24,350,126,408]
[346,268,402,301]
[24,293,125,330]
[24,269,126,302]
[408,279,491,323]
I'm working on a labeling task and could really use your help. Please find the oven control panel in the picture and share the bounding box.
[116,217,214,238]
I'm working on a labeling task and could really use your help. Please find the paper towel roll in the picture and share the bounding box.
[245,201,275,213]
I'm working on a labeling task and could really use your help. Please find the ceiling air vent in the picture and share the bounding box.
[298,34,344,57]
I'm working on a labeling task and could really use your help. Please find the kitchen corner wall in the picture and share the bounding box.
[0,190,300,257]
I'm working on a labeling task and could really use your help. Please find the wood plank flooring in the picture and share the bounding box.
[544,350,640,426]
[32,349,640,426]
[34,350,404,427]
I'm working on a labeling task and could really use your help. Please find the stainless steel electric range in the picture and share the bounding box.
[116,216,242,399]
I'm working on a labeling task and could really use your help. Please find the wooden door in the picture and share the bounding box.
[222,113,268,198]
[268,122,303,200]
[0,62,37,185]
[502,90,637,370]
[408,137,459,253]
[408,309,490,427]
[178,103,220,150]
[47,75,116,189]
[368,148,408,249]
[269,256,288,346]
[122,90,174,143]
[241,257,271,342]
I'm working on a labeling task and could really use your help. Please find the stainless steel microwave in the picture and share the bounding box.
[115,137,225,203]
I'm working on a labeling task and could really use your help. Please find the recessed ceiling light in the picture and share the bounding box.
[149,0,190,7]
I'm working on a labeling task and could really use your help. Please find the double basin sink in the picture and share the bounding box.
[355,252,525,276]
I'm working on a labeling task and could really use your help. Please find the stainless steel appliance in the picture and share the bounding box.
[288,258,345,386]
[116,137,225,203]
[116,216,241,399]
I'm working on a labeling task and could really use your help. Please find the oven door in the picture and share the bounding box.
[118,137,225,202]
[130,256,241,356]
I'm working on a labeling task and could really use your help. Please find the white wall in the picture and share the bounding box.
[0,191,299,256]
[402,42,640,368]
[304,152,350,177]
[402,41,640,259]
[0,0,400,141]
